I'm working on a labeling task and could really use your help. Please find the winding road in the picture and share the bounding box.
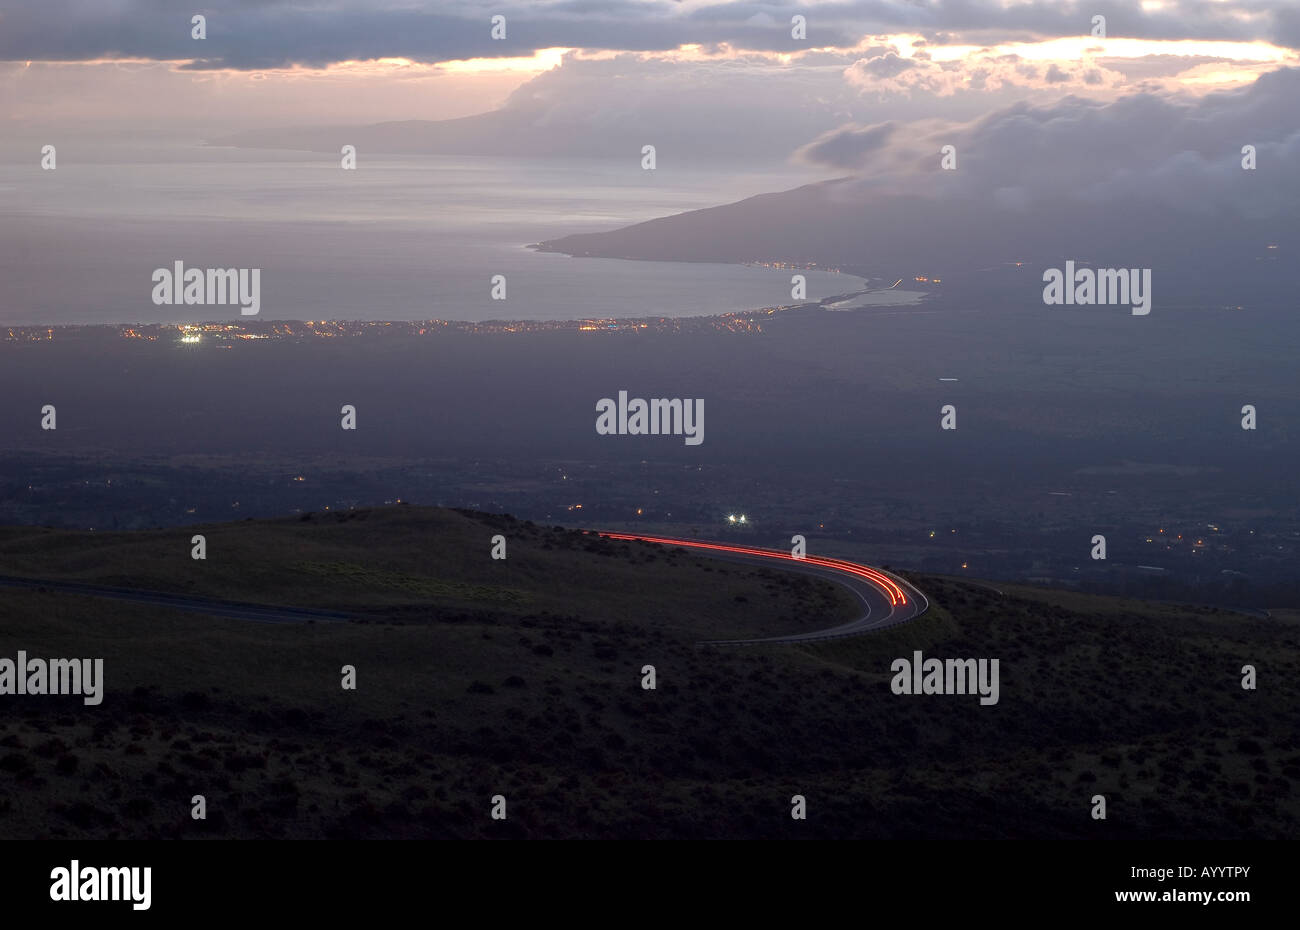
[0,574,351,624]
[597,532,930,645]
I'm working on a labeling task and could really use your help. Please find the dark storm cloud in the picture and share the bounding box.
[0,1,1298,68]
[0,0,850,68]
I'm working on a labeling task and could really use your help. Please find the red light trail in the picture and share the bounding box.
[596,532,906,606]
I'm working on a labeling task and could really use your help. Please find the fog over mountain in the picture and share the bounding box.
[538,67,1300,306]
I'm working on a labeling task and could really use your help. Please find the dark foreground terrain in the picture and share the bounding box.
[0,506,1295,838]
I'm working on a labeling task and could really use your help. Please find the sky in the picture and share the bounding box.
[3,1,1297,281]
[2,0,1296,136]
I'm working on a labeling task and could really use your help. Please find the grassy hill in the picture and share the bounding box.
[0,506,1295,839]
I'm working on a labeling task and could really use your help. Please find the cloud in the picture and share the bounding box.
[853,50,917,79]
[797,66,1300,219]
[844,48,1130,96]
[4,0,1300,68]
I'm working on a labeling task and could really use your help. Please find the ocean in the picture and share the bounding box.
[0,136,858,325]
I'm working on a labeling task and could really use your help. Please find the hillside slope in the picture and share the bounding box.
[0,506,1295,839]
